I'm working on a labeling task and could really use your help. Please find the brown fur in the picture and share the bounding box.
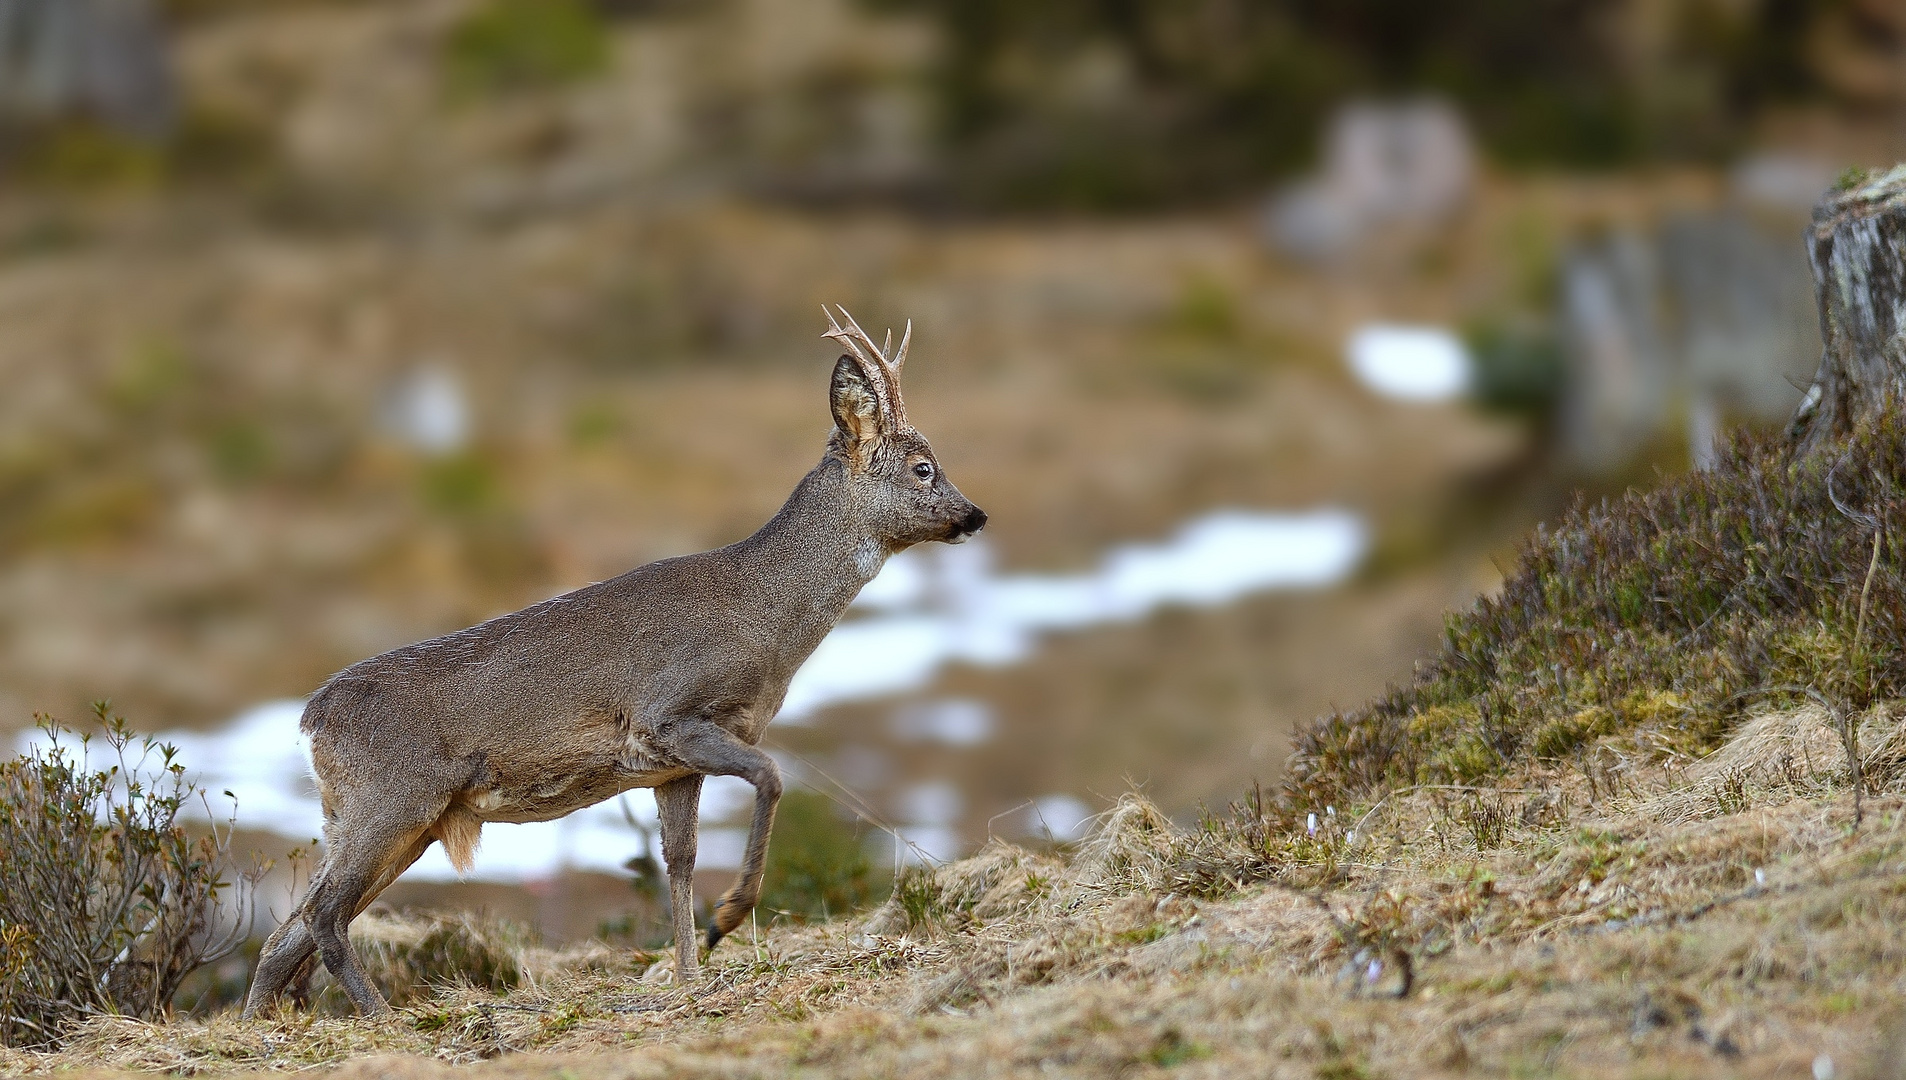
[242,309,986,1018]
[431,807,483,876]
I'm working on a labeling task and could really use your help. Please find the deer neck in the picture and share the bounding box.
[731,456,888,635]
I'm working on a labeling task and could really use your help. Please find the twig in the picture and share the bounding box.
[1572,858,1899,939]
[1854,526,1883,653]
[1793,686,1861,830]
[479,1002,549,1013]
[1846,526,1883,829]
[1824,455,1886,829]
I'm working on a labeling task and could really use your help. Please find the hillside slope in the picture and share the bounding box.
[8,743,1903,1077]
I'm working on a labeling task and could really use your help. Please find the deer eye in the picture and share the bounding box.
[912,461,935,483]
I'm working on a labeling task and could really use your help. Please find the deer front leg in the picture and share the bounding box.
[654,773,704,981]
[653,721,782,954]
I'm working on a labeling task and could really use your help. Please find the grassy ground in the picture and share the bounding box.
[6,734,1901,1077]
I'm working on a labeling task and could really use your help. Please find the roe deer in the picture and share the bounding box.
[242,308,985,1017]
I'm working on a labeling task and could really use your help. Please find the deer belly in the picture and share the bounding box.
[470,765,631,824]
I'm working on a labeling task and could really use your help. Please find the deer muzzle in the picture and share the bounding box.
[945,505,988,543]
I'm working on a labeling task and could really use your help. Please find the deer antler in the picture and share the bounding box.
[821,304,911,423]
[822,305,911,373]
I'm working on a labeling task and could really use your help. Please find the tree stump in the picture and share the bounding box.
[1791,164,1906,453]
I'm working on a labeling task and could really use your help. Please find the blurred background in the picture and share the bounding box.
[0,0,1898,953]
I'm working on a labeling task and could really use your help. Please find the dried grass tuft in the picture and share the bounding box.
[348,910,529,1007]
[1058,795,1177,903]
[1638,706,1844,825]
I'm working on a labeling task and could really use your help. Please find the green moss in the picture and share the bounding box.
[1430,734,1501,783]
[893,867,942,931]
[1531,707,1615,760]
[1407,702,1479,743]
[567,401,623,447]
[108,339,195,415]
[1146,1028,1211,1067]
[15,123,165,191]
[1834,166,1872,193]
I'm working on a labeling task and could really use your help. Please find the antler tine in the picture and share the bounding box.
[826,304,899,371]
[883,327,893,358]
[821,304,874,366]
[892,319,911,370]
[838,305,883,363]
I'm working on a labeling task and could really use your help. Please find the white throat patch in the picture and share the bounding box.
[855,538,888,581]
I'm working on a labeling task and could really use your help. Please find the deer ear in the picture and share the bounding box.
[830,354,882,453]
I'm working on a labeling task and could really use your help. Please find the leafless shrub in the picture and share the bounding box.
[0,705,252,1047]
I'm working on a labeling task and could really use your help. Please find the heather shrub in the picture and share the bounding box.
[0,706,250,1047]
[1287,409,1906,812]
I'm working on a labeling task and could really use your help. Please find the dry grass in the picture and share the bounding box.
[7,711,1905,1077]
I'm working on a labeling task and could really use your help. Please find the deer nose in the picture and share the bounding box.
[961,507,988,534]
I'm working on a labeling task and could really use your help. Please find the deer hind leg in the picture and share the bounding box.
[303,808,440,1017]
[243,905,318,1018]
[242,829,435,1019]
[652,722,782,954]
[655,773,703,981]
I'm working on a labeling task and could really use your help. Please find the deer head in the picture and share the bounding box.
[823,305,987,548]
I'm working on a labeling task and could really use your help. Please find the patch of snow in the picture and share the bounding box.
[1346,325,1471,401]
[782,508,1367,721]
